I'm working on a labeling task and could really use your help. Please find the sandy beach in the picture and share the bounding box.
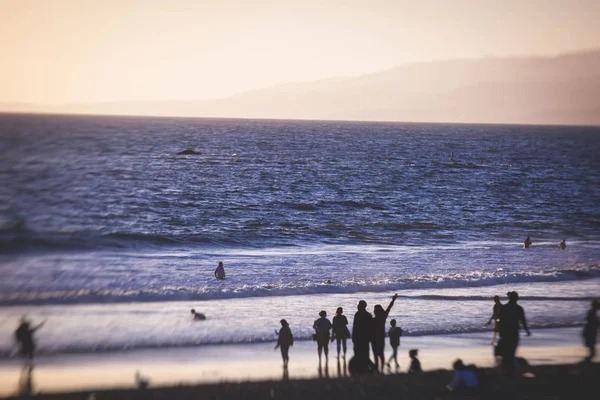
[0,327,593,398]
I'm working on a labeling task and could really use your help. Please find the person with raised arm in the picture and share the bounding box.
[371,294,399,372]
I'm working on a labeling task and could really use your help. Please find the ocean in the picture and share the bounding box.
[0,114,599,357]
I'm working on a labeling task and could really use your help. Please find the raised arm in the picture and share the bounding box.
[33,320,46,332]
[385,294,399,315]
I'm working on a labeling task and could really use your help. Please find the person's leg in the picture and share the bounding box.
[342,338,347,357]
[323,340,329,359]
[317,341,323,361]
[336,337,341,357]
[502,338,518,375]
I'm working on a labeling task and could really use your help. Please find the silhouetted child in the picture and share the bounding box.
[191,309,206,320]
[583,300,599,363]
[386,319,403,368]
[275,319,294,368]
[14,317,46,365]
[408,349,422,373]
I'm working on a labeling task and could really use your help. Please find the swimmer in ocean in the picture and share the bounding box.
[559,239,566,250]
[214,261,226,280]
[191,309,206,320]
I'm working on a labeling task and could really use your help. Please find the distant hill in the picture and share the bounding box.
[4,49,600,126]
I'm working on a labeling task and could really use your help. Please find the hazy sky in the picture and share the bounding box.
[2,0,599,105]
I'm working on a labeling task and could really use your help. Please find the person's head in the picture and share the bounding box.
[319,310,327,318]
[373,304,384,316]
[218,262,223,267]
[357,300,367,311]
[409,349,418,359]
[336,307,343,315]
[390,319,397,327]
[494,295,500,303]
[453,359,465,370]
[280,319,288,327]
[508,291,519,303]
[191,309,195,315]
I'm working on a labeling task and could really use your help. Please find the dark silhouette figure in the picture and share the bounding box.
[350,300,374,373]
[191,309,206,320]
[371,294,399,372]
[486,295,503,345]
[523,236,532,249]
[14,317,45,365]
[559,239,566,250]
[135,371,150,389]
[17,365,34,396]
[275,319,294,368]
[214,261,226,280]
[408,349,422,373]
[176,149,201,155]
[583,300,599,363]
[331,307,350,358]
[313,310,332,365]
[447,359,479,392]
[498,291,531,375]
[386,319,403,369]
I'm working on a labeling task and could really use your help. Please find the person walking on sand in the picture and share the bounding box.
[371,294,399,372]
[331,307,350,359]
[486,296,503,345]
[351,300,373,373]
[386,319,403,369]
[275,319,294,368]
[559,239,566,250]
[498,291,531,375]
[583,300,599,363]
[313,310,332,365]
[14,317,46,365]
[214,261,226,280]
[523,236,532,249]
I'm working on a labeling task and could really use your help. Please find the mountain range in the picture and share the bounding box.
[3,49,600,125]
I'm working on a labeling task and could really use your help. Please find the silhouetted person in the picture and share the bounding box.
[372,294,399,372]
[275,319,294,368]
[14,317,45,365]
[447,359,479,392]
[559,239,566,250]
[486,295,502,345]
[498,291,531,375]
[313,310,332,364]
[408,349,422,373]
[386,319,403,369]
[523,236,532,249]
[350,300,373,373]
[583,300,599,363]
[190,309,206,320]
[18,365,34,396]
[331,307,350,358]
[214,261,226,280]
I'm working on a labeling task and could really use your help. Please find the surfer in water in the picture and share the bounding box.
[523,236,532,249]
[559,239,566,250]
[214,261,226,280]
[191,309,206,320]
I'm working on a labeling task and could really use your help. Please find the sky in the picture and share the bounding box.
[1,0,600,105]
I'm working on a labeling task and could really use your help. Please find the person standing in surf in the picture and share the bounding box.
[313,310,332,365]
[559,239,566,250]
[523,236,532,248]
[486,295,502,345]
[275,319,294,368]
[498,291,531,375]
[331,307,350,359]
[14,317,46,365]
[214,261,226,280]
[583,300,599,363]
[371,294,399,372]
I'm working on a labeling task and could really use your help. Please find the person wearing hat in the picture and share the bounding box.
[498,291,531,375]
[313,310,332,364]
[275,319,294,368]
[583,300,599,363]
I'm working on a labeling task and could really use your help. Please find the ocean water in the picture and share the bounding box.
[0,114,599,357]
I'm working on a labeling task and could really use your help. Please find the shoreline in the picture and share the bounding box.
[0,327,591,397]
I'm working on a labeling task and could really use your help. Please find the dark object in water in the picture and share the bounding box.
[177,149,201,155]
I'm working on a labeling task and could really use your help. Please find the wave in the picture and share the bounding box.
[2,266,598,306]
[0,322,582,359]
